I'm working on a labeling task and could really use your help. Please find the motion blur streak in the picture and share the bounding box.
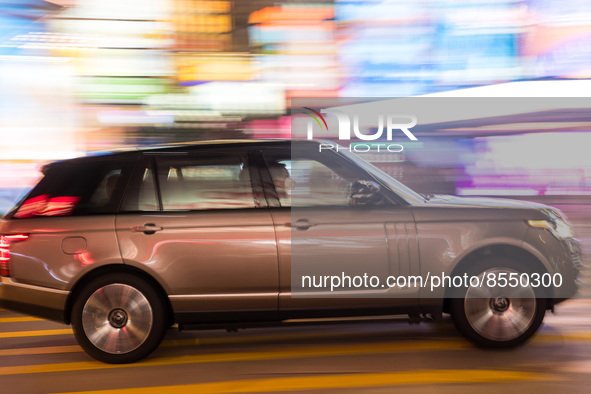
[54,369,559,394]
[0,2,590,390]
[1,1,591,213]
[0,340,470,376]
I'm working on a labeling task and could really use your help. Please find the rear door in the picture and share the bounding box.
[115,147,278,322]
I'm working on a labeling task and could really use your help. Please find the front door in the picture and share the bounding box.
[259,146,419,314]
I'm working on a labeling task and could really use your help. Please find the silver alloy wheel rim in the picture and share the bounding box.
[464,268,537,342]
[82,283,153,354]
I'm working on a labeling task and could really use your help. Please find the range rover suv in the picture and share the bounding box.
[0,140,581,363]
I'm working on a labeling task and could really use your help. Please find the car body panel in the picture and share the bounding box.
[1,215,123,291]
[115,210,279,313]
[0,140,581,330]
[274,206,421,310]
[0,276,68,322]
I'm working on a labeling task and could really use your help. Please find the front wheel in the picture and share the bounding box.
[450,258,547,348]
[71,273,167,363]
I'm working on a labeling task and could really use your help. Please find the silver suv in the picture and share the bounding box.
[0,140,582,363]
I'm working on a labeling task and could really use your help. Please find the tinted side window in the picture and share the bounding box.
[13,159,134,218]
[156,155,256,211]
[262,149,369,208]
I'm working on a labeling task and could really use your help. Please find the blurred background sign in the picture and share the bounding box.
[177,53,254,84]
[2,0,591,214]
[0,1,63,55]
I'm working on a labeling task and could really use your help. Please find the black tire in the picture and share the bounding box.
[450,257,547,348]
[71,273,167,363]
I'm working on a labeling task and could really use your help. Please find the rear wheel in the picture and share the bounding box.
[450,258,547,348]
[71,273,167,363]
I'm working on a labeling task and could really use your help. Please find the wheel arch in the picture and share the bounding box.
[64,264,174,325]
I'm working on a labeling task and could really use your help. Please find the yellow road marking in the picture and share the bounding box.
[0,340,468,376]
[0,316,43,323]
[0,326,590,358]
[0,345,82,357]
[536,332,591,341]
[0,329,72,339]
[55,369,560,394]
[0,330,369,357]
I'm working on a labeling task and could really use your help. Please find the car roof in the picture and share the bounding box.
[42,139,321,170]
[139,139,292,153]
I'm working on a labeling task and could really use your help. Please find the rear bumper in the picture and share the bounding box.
[0,276,68,323]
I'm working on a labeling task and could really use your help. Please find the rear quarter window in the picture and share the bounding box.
[12,158,135,218]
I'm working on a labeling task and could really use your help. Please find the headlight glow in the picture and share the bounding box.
[528,211,575,240]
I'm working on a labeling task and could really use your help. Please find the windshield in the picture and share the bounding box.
[338,148,427,205]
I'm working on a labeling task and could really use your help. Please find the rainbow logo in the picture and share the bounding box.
[303,107,328,131]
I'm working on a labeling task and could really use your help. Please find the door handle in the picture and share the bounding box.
[131,223,163,235]
[285,219,315,231]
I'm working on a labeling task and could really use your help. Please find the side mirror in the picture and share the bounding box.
[350,180,382,206]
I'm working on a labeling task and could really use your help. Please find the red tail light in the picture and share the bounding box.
[0,234,29,276]
[0,236,12,276]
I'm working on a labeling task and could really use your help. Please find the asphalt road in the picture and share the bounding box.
[1,296,590,393]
